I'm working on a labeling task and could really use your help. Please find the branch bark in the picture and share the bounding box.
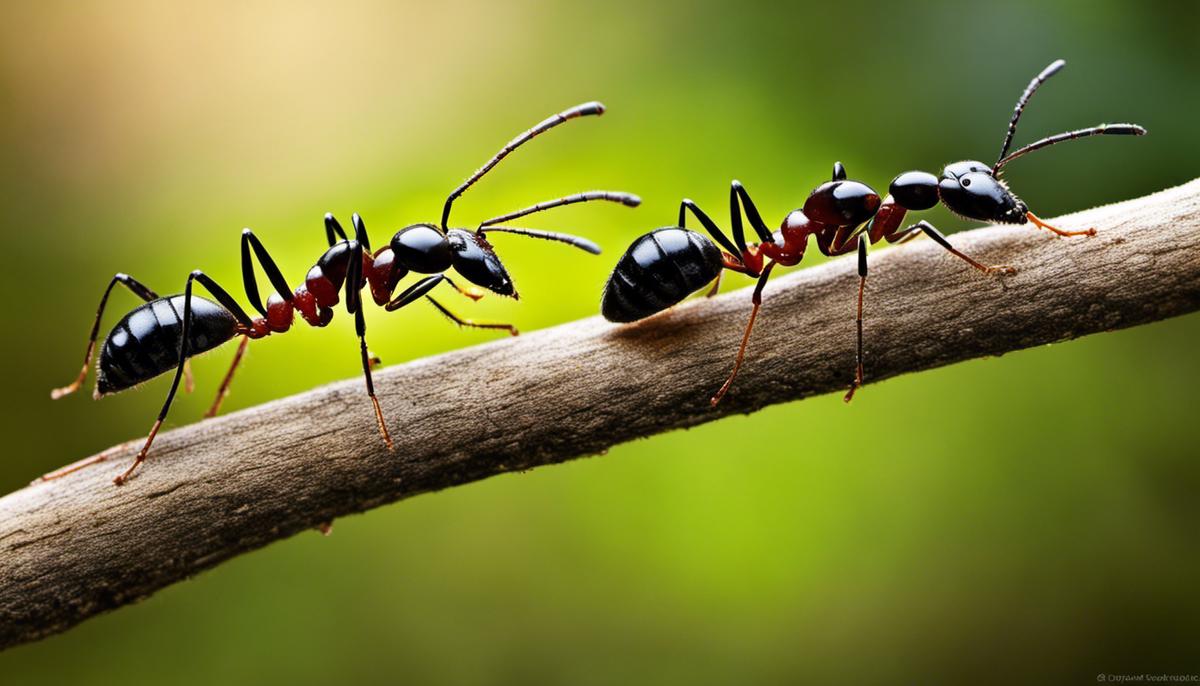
[4,179,1200,650]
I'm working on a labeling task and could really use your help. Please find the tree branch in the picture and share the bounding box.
[4,179,1200,650]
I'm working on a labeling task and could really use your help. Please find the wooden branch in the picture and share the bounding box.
[4,179,1200,650]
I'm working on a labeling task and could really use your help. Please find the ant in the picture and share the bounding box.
[49,102,640,485]
[601,59,1145,406]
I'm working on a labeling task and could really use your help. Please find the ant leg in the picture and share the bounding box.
[710,261,777,407]
[425,296,518,336]
[385,275,514,336]
[680,199,742,261]
[240,228,295,317]
[1026,211,1097,238]
[346,228,393,452]
[730,181,775,245]
[116,271,255,485]
[351,213,372,251]
[204,228,294,412]
[830,227,861,255]
[914,221,1017,275]
[352,302,393,451]
[816,225,862,257]
[204,335,250,418]
[442,275,486,302]
[844,239,868,403]
[705,271,723,298]
[195,225,297,420]
[38,438,143,482]
[51,273,193,399]
[385,275,445,312]
[886,228,921,244]
[324,213,348,247]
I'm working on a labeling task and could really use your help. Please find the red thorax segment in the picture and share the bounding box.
[760,209,830,265]
[304,243,377,324]
[738,245,765,275]
[245,318,272,339]
[867,195,908,243]
[265,293,294,333]
[306,265,340,308]
[367,247,404,307]
[293,285,317,322]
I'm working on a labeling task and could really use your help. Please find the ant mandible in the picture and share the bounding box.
[50,102,640,485]
[601,59,1145,406]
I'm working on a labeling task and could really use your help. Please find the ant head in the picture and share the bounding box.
[937,161,1027,225]
[446,229,516,298]
[391,224,453,273]
[803,162,881,227]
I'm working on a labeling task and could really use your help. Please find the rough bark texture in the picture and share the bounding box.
[3,179,1200,650]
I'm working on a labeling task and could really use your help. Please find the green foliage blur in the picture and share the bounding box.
[1,1,1197,683]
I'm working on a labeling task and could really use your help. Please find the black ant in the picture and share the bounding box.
[601,59,1145,405]
[49,102,640,485]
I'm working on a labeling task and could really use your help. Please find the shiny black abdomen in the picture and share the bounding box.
[97,295,239,395]
[601,227,724,323]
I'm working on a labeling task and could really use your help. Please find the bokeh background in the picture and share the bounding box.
[1,1,1198,683]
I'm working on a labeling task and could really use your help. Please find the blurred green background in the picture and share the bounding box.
[1,1,1198,683]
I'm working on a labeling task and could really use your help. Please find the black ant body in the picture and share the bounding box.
[601,59,1145,405]
[50,102,640,485]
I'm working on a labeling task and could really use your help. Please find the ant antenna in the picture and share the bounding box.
[441,102,606,231]
[996,59,1066,169]
[476,227,602,255]
[478,191,640,227]
[994,123,1146,171]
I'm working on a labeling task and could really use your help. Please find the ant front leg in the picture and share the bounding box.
[51,273,193,400]
[710,261,777,407]
[442,275,486,302]
[1025,212,1097,238]
[386,275,517,336]
[425,297,518,337]
[886,229,921,245]
[116,271,256,485]
[913,221,1016,276]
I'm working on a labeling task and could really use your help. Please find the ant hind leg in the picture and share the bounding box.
[710,262,777,407]
[116,270,254,485]
[205,335,250,418]
[53,273,160,400]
